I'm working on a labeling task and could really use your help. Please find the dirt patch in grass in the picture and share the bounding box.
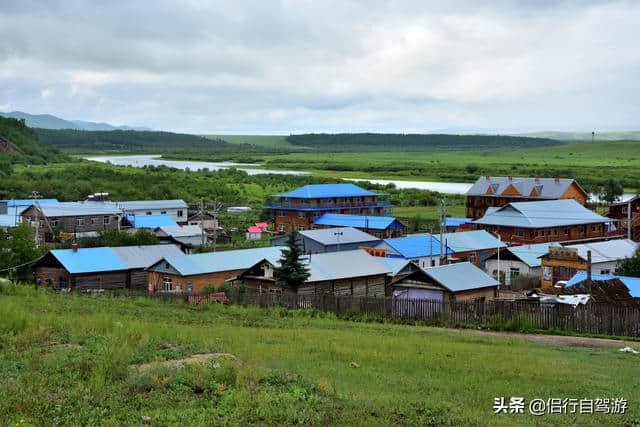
[455,329,640,349]
[134,353,240,371]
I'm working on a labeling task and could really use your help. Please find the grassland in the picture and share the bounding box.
[1,285,638,426]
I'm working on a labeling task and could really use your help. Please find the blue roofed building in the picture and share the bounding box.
[485,242,561,285]
[266,183,392,234]
[125,214,178,229]
[34,244,184,290]
[375,234,452,269]
[312,213,406,238]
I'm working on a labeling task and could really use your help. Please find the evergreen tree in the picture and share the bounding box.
[274,232,309,288]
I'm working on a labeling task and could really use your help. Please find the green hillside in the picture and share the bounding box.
[204,134,294,149]
[0,116,66,170]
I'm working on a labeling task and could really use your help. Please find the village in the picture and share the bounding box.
[2,175,639,334]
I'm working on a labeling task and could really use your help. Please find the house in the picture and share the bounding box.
[187,211,220,231]
[34,244,183,291]
[539,239,638,288]
[440,230,506,267]
[21,202,123,244]
[235,249,391,297]
[607,195,640,241]
[312,213,406,238]
[375,234,451,269]
[116,200,188,224]
[147,246,287,293]
[246,225,263,240]
[271,227,382,254]
[266,183,392,234]
[472,200,615,245]
[485,242,560,284]
[565,272,640,298]
[0,205,29,229]
[390,262,499,302]
[155,225,208,253]
[124,214,178,230]
[444,217,473,232]
[465,176,587,219]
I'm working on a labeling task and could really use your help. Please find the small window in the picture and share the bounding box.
[600,269,611,275]
[430,259,436,267]
[469,252,476,263]
[278,210,285,217]
[146,211,152,215]
[564,228,570,235]
[161,211,167,215]
[76,218,84,226]
[165,262,171,269]
[278,224,285,232]
[163,277,173,291]
[509,267,520,277]
[579,225,586,233]
[177,210,184,217]
[103,216,110,225]
[91,217,98,225]
[51,219,59,227]
[297,211,304,218]
[515,229,524,237]
[298,225,305,231]
[591,225,597,231]
[553,229,558,235]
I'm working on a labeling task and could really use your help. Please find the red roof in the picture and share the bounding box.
[255,222,268,229]
[247,226,262,233]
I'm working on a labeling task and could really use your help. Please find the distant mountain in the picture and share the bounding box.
[0,111,151,131]
[513,131,640,142]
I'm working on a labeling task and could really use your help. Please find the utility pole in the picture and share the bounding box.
[334,231,343,252]
[439,198,446,264]
[429,227,433,268]
[209,200,223,252]
[628,198,632,240]
[200,198,205,247]
[31,191,41,247]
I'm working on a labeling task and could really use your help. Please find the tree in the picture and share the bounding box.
[0,221,45,281]
[274,232,309,289]
[599,179,624,204]
[616,250,640,277]
[408,214,424,233]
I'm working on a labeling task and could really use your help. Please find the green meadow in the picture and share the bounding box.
[1,285,638,426]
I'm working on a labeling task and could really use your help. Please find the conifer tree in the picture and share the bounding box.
[274,232,309,288]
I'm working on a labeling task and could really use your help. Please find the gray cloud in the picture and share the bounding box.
[0,0,638,133]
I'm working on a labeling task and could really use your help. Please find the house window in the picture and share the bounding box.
[564,228,570,235]
[76,218,84,226]
[278,224,285,232]
[298,225,305,231]
[515,229,524,237]
[165,262,171,269]
[51,219,58,227]
[161,211,167,215]
[163,277,173,291]
[600,269,611,275]
[591,225,597,231]
[431,259,436,267]
[579,225,586,233]
[278,210,285,217]
[146,211,152,215]
[553,229,558,235]
[509,267,520,278]
[177,210,184,217]
[297,211,304,218]
[103,216,110,225]
[91,217,98,225]
[469,252,476,263]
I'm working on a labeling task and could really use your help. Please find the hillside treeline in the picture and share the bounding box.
[286,133,560,151]
[35,129,248,153]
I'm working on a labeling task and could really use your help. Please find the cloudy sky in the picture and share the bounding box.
[1,0,638,134]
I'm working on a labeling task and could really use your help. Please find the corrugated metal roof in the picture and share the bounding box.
[50,247,128,274]
[564,239,639,264]
[274,183,377,199]
[117,200,188,210]
[247,226,262,233]
[505,242,560,267]
[566,272,640,298]
[1,199,59,207]
[127,214,178,228]
[442,230,506,252]
[423,262,498,292]
[299,227,380,245]
[111,245,183,269]
[313,213,404,230]
[0,206,29,227]
[160,246,287,276]
[466,176,581,199]
[371,257,415,276]
[38,202,122,217]
[382,235,451,258]
[301,250,390,282]
[473,199,610,228]
[156,225,203,237]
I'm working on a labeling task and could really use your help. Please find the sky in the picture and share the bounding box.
[0,0,639,134]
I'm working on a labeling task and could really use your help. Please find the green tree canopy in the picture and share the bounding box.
[616,250,640,277]
[599,179,624,204]
[0,222,45,281]
[274,232,309,289]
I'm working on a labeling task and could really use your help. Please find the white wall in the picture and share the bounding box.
[128,207,187,222]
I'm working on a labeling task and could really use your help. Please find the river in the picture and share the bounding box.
[85,154,635,201]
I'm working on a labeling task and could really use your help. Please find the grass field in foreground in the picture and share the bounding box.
[1,285,638,426]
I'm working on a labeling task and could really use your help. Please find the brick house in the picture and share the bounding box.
[266,183,392,234]
[471,199,616,245]
[466,176,588,219]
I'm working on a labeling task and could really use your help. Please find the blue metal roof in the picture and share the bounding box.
[371,257,415,276]
[442,230,506,252]
[313,213,405,230]
[445,217,471,227]
[127,214,178,228]
[473,199,610,228]
[299,227,380,245]
[50,247,128,274]
[1,199,59,207]
[382,235,451,258]
[506,242,560,267]
[566,271,640,298]
[274,184,377,199]
[423,262,499,292]
[157,246,287,276]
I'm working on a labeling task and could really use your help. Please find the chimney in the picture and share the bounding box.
[554,176,560,183]
[508,176,512,182]
[535,176,540,182]
[587,250,592,282]
[485,175,490,180]
[71,243,78,252]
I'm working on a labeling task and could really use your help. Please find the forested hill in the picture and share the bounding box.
[286,133,560,151]
[35,128,245,153]
[0,116,65,168]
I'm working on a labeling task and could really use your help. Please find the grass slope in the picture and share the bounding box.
[0,116,65,165]
[1,286,638,425]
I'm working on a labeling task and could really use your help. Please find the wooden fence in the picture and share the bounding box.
[73,289,640,338]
